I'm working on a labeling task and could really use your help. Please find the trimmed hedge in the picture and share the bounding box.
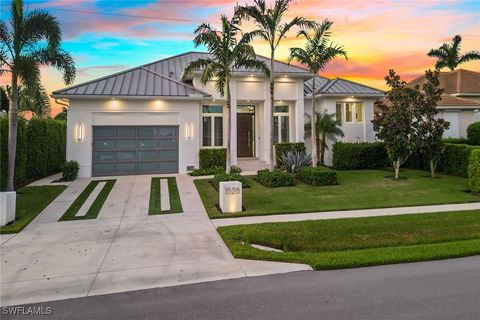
[332,142,388,170]
[296,166,337,186]
[275,143,306,166]
[62,161,80,181]
[438,143,480,177]
[256,169,293,188]
[468,150,480,192]
[443,137,468,145]
[212,172,248,191]
[1,117,66,189]
[199,148,227,169]
[467,122,480,146]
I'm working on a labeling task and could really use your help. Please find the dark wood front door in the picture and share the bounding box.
[237,113,254,157]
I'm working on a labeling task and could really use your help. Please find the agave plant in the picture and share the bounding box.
[279,150,312,173]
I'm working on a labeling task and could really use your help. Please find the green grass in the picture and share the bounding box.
[0,185,67,234]
[59,180,116,221]
[195,169,479,218]
[148,177,183,214]
[218,210,480,270]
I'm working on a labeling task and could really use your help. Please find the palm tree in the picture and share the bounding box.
[288,20,347,167]
[182,15,269,174]
[305,111,344,165]
[0,0,76,191]
[235,0,315,171]
[3,84,51,117]
[427,35,480,71]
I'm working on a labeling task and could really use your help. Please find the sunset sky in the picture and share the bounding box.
[1,0,479,115]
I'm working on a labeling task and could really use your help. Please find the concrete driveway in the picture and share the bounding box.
[0,175,309,306]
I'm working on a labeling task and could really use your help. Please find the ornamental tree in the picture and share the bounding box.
[372,70,418,179]
[413,70,449,178]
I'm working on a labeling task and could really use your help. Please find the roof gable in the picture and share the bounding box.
[304,77,384,96]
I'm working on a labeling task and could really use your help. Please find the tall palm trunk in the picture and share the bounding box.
[226,79,232,174]
[6,73,18,191]
[320,134,326,165]
[269,52,275,171]
[311,74,317,167]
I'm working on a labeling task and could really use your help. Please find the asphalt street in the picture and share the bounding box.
[3,256,480,320]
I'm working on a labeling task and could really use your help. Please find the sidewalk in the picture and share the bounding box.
[212,202,480,228]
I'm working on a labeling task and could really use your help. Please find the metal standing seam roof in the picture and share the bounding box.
[53,51,310,98]
[304,77,385,96]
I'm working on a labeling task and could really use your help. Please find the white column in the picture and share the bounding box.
[263,82,272,163]
[295,81,305,142]
[363,100,375,142]
[230,80,238,166]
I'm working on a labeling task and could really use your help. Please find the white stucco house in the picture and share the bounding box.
[52,52,384,177]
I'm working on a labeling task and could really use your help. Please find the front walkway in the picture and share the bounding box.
[0,174,310,307]
[212,202,480,228]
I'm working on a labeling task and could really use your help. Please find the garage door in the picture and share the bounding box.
[92,126,179,176]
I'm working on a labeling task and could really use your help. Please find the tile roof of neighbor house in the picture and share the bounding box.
[408,69,480,95]
[304,77,384,96]
[436,94,480,108]
[53,52,309,98]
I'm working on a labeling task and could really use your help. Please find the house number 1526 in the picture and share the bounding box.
[225,187,241,195]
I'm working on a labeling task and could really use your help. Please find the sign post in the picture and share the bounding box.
[219,181,242,213]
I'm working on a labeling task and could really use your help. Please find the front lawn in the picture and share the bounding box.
[195,169,479,218]
[218,210,480,270]
[0,185,67,234]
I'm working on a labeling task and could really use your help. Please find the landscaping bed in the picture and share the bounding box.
[0,185,67,234]
[149,177,183,214]
[218,210,480,270]
[194,169,479,218]
[59,180,116,221]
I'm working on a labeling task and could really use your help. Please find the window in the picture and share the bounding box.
[335,103,342,122]
[202,105,224,147]
[354,102,363,122]
[337,102,364,123]
[273,105,289,144]
[345,103,353,122]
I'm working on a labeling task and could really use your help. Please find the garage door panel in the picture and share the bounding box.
[92,126,179,176]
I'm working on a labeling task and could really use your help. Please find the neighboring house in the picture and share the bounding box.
[408,69,480,138]
[52,52,384,177]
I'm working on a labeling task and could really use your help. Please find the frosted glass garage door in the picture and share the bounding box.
[92,126,179,176]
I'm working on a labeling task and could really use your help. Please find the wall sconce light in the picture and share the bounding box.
[186,122,193,140]
[76,123,84,141]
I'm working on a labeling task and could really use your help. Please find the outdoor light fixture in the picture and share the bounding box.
[186,122,193,140]
[76,124,84,141]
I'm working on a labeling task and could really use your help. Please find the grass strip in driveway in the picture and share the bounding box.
[0,185,67,234]
[218,210,480,270]
[149,177,183,214]
[59,180,116,221]
[195,169,479,218]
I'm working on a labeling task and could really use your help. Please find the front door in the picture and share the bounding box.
[237,113,254,157]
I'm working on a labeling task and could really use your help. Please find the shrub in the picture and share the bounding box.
[468,150,480,192]
[188,166,224,176]
[212,172,248,191]
[231,165,242,174]
[332,142,388,170]
[296,166,337,186]
[443,137,468,145]
[256,169,293,188]
[62,161,79,181]
[279,149,311,173]
[467,122,480,145]
[199,148,227,169]
[437,143,480,177]
[274,143,306,167]
[1,117,66,190]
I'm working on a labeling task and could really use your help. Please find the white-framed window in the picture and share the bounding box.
[273,105,289,144]
[202,105,223,147]
[336,102,363,123]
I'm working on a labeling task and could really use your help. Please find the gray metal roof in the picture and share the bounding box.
[53,51,309,98]
[303,76,330,95]
[304,77,384,96]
